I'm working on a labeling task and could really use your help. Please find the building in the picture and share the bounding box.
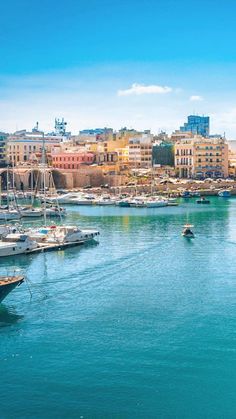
[52,151,95,170]
[180,115,210,137]
[7,135,61,165]
[227,141,236,177]
[128,136,153,168]
[175,136,228,178]
[170,130,193,142]
[152,142,174,167]
[0,132,8,167]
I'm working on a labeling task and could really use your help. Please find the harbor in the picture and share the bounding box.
[1,197,236,418]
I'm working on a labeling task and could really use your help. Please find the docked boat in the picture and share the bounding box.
[0,233,39,257]
[28,225,99,245]
[45,206,66,217]
[181,191,192,198]
[146,198,167,208]
[129,197,147,207]
[95,196,116,206]
[20,206,43,218]
[0,275,24,303]
[196,197,210,204]
[182,224,195,238]
[218,190,231,197]
[117,199,131,207]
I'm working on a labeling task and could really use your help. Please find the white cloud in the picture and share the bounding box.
[189,95,204,102]
[117,83,172,96]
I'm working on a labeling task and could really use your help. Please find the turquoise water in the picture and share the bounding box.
[1,198,236,418]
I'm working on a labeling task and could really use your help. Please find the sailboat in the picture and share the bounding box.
[28,136,99,245]
[0,169,21,220]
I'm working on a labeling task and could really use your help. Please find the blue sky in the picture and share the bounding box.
[1,0,236,136]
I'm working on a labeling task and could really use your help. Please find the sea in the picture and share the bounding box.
[1,197,236,419]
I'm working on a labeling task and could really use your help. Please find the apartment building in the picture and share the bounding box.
[175,136,228,178]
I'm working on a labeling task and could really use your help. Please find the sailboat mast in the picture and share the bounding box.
[0,174,2,207]
[31,169,34,206]
[6,166,9,207]
[42,133,47,225]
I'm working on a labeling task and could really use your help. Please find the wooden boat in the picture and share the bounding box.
[0,275,24,303]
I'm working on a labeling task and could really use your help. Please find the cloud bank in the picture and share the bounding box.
[189,95,203,102]
[118,83,172,96]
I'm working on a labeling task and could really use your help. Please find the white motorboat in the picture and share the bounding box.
[0,233,39,257]
[45,206,66,217]
[95,196,116,206]
[29,225,99,245]
[146,198,167,208]
[71,194,96,205]
[129,198,147,208]
[20,207,43,218]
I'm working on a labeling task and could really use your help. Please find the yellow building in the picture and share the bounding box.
[7,136,61,164]
[175,136,228,178]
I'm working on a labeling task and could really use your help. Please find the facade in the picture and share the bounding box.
[152,142,174,166]
[0,132,8,167]
[180,115,210,137]
[175,136,228,178]
[52,151,95,170]
[7,136,61,164]
[95,151,118,165]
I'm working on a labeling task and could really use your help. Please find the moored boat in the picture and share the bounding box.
[28,225,99,245]
[0,275,24,303]
[0,233,39,257]
[218,189,231,197]
[196,197,210,204]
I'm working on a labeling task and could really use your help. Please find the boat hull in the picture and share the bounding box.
[0,276,24,303]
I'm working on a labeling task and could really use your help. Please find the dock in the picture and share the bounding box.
[27,240,86,254]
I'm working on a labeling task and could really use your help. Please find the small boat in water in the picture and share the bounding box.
[0,233,39,257]
[0,275,24,303]
[218,190,231,197]
[196,197,210,204]
[182,224,195,238]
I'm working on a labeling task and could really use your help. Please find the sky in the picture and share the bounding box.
[1,0,236,137]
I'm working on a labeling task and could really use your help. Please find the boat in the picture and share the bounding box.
[28,225,100,245]
[95,196,116,206]
[181,191,192,198]
[182,224,195,238]
[20,206,43,218]
[0,233,39,257]
[146,198,167,208]
[218,190,231,197]
[196,197,210,204]
[0,275,24,303]
[45,206,66,217]
[117,199,131,207]
[129,197,147,207]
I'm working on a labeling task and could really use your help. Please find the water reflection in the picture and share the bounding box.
[0,305,24,328]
